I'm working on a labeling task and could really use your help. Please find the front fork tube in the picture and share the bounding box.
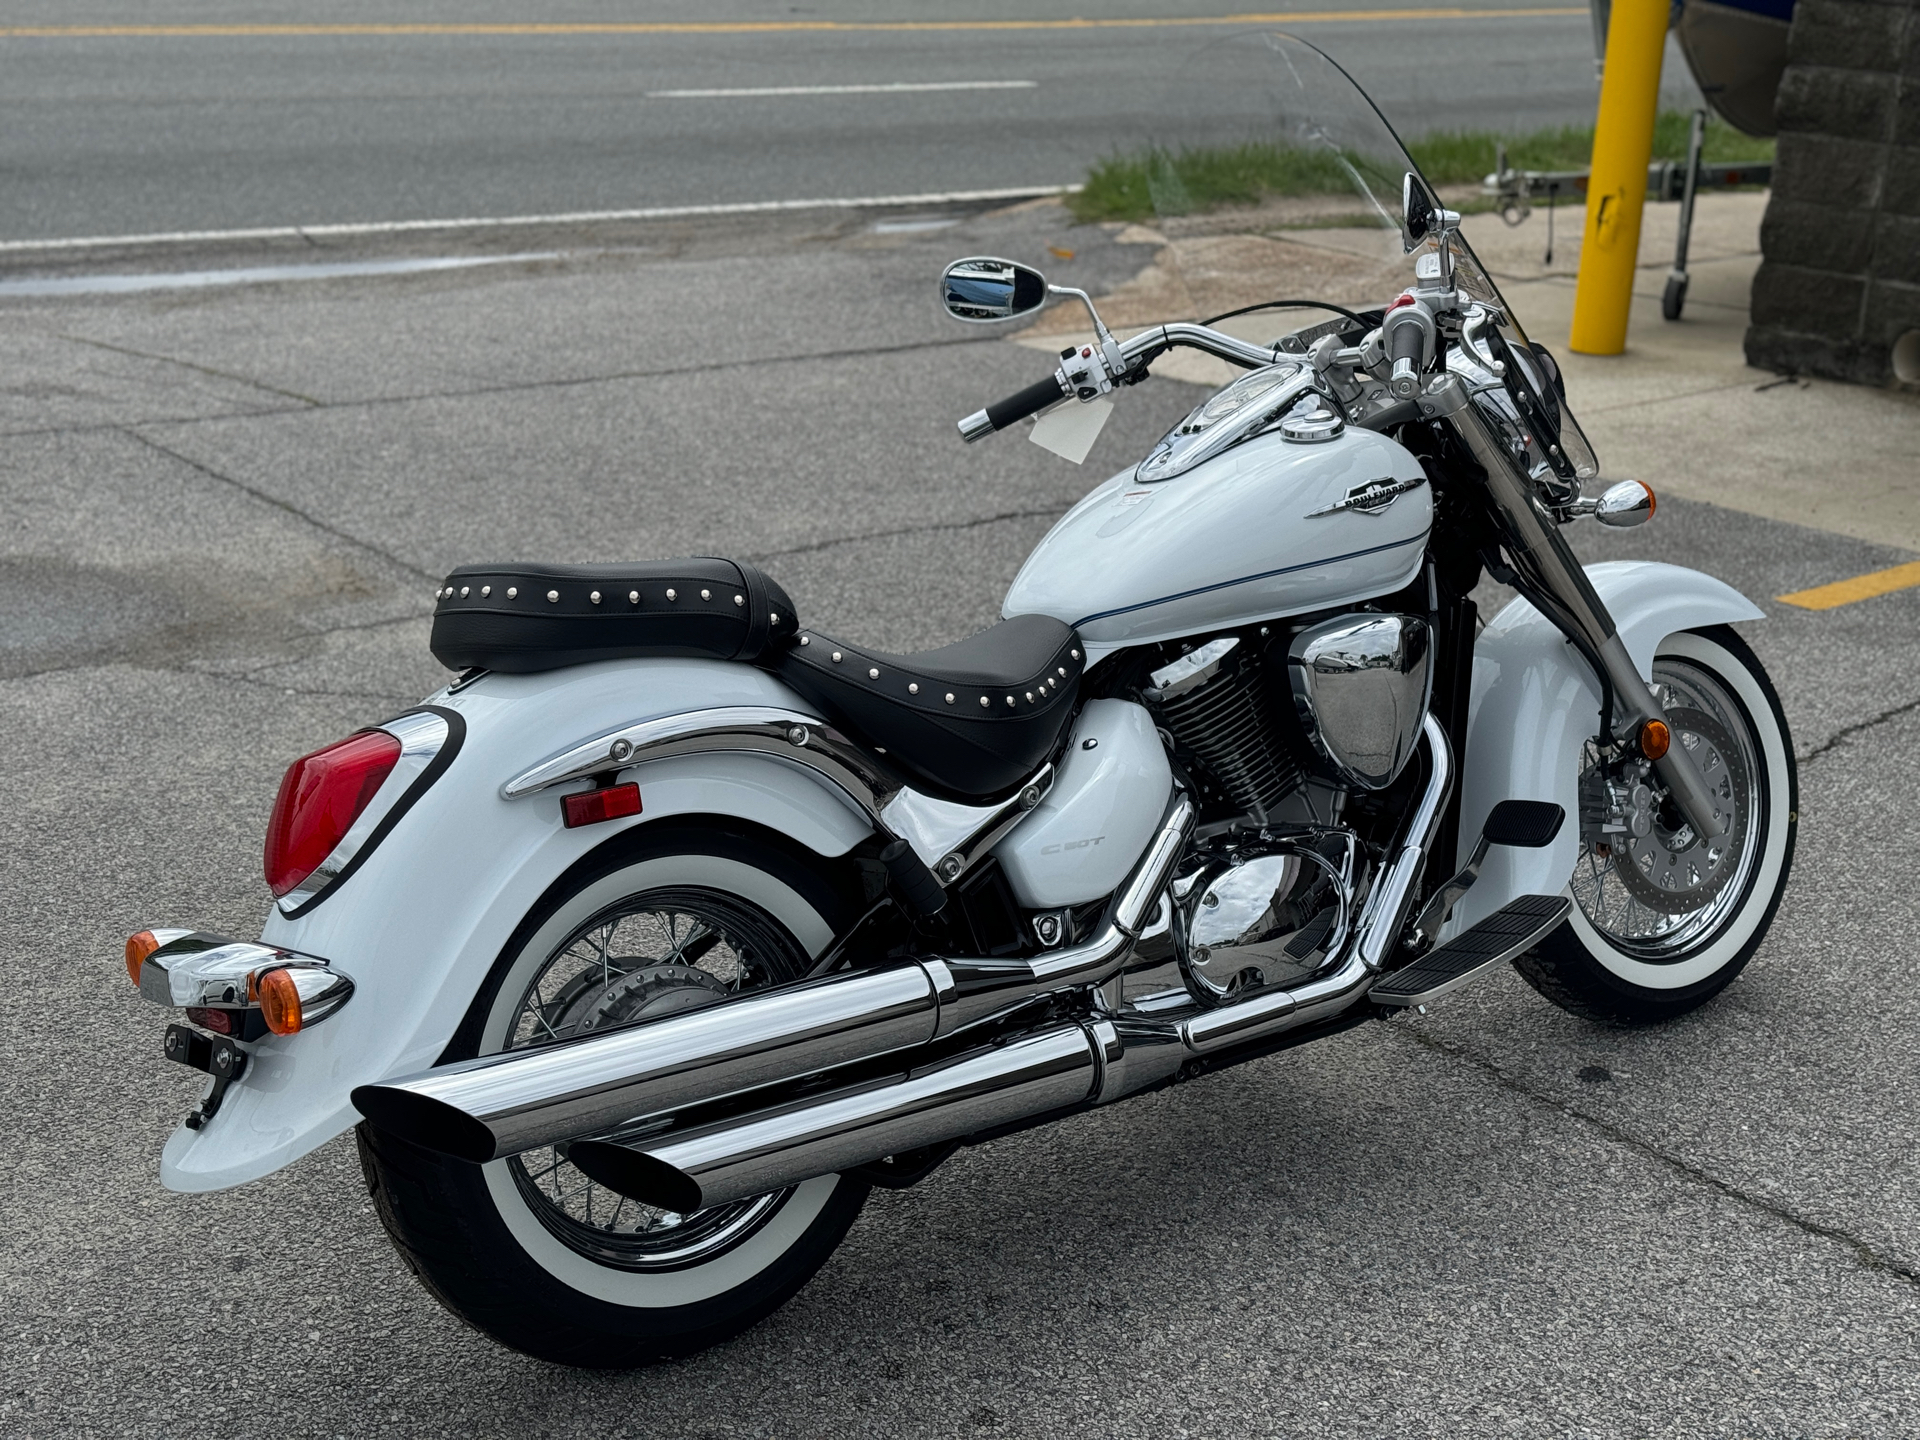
[1430,375,1726,840]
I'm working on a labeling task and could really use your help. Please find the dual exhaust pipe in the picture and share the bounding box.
[350,793,1195,1165]
[355,725,1448,1213]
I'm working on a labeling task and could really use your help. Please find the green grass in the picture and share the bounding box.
[1066,111,1777,224]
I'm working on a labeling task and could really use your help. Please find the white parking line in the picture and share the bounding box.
[648,81,1038,98]
[0,185,1078,255]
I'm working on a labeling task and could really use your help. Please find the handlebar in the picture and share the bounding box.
[965,374,1070,442]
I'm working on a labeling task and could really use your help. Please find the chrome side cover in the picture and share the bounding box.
[1288,613,1433,790]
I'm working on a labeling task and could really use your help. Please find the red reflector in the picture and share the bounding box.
[563,783,642,829]
[264,730,404,897]
[185,1006,235,1036]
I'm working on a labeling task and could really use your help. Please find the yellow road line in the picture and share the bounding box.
[1777,560,1920,611]
[0,11,1586,40]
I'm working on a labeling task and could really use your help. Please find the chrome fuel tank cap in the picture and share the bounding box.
[1277,395,1345,443]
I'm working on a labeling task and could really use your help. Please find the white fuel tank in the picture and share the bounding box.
[994,699,1171,909]
[1004,423,1430,653]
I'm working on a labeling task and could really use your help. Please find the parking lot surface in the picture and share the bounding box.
[2,201,1917,1437]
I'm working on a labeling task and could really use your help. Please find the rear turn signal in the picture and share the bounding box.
[1639,718,1672,760]
[126,930,161,985]
[563,782,642,829]
[256,967,305,1036]
[264,730,404,897]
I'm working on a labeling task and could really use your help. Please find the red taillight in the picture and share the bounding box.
[264,730,403,897]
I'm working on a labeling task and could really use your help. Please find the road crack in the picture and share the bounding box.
[55,331,325,407]
[744,504,1071,563]
[1392,1024,1920,1292]
[122,428,438,584]
[1797,693,1920,767]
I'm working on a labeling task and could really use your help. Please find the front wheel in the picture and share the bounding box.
[1515,626,1797,1024]
[358,825,871,1367]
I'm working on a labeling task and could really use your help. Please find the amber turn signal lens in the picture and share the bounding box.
[126,930,161,986]
[257,967,305,1036]
[1639,718,1672,760]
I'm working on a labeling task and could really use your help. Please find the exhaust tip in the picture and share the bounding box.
[351,1084,498,1163]
[567,1139,703,1213]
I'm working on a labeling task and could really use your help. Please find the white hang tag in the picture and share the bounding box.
[1028,397,1112,465]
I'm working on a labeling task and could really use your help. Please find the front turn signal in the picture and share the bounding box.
[126,930,161,986]
[1639,718,1672,760]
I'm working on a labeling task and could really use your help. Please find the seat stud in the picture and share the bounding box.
[868,667,880,680]
[734,594,745,607]
[1057,667,1067,678]
[590,591,602,604]
[799,635,811,646]
[908,683,919,695]
[628,591,639,604]
[547,590,560,603]
[1006,696,1015,707]
[1071,649,1080,659]
[701,589,712,601]
[666,588,677,601]
[979,696,990,708]
[1026,691,1035,702]
[770,611,781,625]
[507,587,518,599]
[831,651,843,663]
[481,585,491,597]
[945,692,955,704]
[460,586,470,598]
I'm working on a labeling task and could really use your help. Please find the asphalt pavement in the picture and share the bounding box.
[0,0,1707,242]
[0,187,1916,1437]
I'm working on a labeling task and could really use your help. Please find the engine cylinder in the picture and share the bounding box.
[1150,640,1300,822]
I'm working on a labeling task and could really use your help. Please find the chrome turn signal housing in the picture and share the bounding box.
[127,931,353,1039]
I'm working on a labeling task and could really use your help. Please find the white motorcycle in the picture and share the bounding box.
[124,38,1795,1367]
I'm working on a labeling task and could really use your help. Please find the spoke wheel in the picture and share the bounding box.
[1570,661,1761,961]
[497,888,808,1272]
[1516,627,1797,1024]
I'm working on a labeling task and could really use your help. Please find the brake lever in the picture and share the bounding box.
[1459,304,1506,377]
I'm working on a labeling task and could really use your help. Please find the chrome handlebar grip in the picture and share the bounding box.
[958,408,994,443]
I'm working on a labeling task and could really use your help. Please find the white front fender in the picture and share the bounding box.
[160,657,874,1193]
[1450,560,1765,934]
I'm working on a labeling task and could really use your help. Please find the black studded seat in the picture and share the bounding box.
[772,614,1083,804]
[430,559,799,673]
[428,556,1082,803]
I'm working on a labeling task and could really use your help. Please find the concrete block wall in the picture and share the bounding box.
[1746,0,1920,385]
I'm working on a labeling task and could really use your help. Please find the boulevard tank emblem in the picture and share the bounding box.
[1305,475,1426,518]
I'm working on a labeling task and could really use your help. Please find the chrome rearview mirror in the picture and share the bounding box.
[940,256,1049,323]
[1400,172,1437,254]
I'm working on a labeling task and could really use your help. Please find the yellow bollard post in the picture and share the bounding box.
[1568,0,1669,355]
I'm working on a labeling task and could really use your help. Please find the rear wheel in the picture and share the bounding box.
[1515,627,1797,1024]
[358,825,870,1367]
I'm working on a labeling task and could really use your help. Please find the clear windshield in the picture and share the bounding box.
[1069,31,1599,479]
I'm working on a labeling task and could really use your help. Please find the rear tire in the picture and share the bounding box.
[357,822,872,1367]
[1515,627,1797,1025]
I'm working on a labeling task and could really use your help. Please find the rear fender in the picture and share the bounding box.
[1449,561,1764,934]
[160,657,873,1193]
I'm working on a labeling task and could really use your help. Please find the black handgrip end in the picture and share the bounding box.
[1388,320,1426,366]
[983,374,1068,432]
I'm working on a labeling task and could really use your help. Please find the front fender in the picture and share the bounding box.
[1450,560,1764,934]
[160,657,873,1193]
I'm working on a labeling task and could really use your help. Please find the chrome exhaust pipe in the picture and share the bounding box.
[569,1024,1101,1212]
[352,791,1196,1162]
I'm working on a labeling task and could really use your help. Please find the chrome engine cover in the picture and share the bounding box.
[1174,831,1358,1003]
[1287,613,1433,790]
